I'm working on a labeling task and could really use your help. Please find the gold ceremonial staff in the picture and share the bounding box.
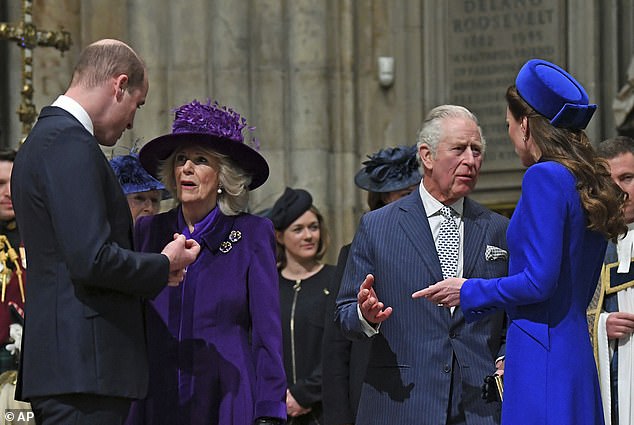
[0,0,72,141]
[0,235,24,304]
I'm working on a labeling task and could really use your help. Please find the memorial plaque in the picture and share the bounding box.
[448,0,566,170]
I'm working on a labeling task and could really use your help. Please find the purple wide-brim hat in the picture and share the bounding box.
[139,100,269,190]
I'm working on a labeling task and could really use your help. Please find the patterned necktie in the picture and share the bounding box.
[437,206,459,279]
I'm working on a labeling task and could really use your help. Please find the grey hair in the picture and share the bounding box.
[416,105,486,163]
[157,146,251,216]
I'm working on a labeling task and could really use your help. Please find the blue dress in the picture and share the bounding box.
[461,161,605,425]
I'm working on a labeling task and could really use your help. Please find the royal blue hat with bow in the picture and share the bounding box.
[515,59,596,130]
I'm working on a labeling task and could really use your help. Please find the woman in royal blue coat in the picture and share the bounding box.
[415,59,627,424]
[126,100,287,425]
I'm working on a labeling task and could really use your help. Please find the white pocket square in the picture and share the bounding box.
[485,245,508,261]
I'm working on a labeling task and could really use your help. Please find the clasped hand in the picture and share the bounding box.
[411,277,466,307]
[161,233,200,286]
[606,311,634,339]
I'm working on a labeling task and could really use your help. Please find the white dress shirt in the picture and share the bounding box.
[51,95,94,135]
[358,182,465,334]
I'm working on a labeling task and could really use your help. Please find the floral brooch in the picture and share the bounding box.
[219,230,242,254]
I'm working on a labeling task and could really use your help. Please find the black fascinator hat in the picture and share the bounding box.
[268,187,313,230]
[354,145,422,193]
[139,100,269,190]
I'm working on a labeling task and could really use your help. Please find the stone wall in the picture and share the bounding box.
[2,0,634,262]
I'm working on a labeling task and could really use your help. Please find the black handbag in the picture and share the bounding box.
[482,374,504,402]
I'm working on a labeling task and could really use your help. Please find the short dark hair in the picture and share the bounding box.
[70,40,146,92]
[0,149,17,162]
[596,136,634,160]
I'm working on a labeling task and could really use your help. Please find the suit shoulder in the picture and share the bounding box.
[137,209,176,230]
[134,209,177,251]
[524,161,573,185]
[465,198,509,226]
[29,108,89,141]
[25,117,98,165]
[361,197,408,222]
[234,213,274,235]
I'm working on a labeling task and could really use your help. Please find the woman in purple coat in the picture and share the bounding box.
[127,100,286,425]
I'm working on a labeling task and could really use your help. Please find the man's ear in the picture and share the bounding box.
[419,143,433,170]
[115,74,129,99]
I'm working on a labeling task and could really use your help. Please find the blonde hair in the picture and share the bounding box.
[158,145,252,216]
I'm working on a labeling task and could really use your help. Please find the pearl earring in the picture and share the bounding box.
[217,187,223,194]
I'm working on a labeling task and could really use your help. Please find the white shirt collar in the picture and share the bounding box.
[51,95,94,135]
[418,181,464,218]
[617,222,634,273]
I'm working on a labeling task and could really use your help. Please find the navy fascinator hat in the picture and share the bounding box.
[515,59,597,130]
[109,154,168,197]
[268,187,313,230]
[139,100,269,190]
[354,145,422,193]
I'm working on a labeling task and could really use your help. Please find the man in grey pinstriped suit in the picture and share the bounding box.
[335,105,508,425]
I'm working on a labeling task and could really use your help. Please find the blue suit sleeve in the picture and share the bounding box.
[335,214,376,341]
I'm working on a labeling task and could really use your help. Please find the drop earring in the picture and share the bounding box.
[217,186,223,194]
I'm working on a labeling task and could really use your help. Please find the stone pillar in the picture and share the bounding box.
[79,0,127,44]
[165,0,208,108]
[34,0,79,109]
[567,0,600,142]
[249,0,287,213]
[286,0,330,207]
[329,0,358,249]
[124,0,170,155]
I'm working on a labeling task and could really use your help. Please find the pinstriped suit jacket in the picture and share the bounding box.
[335,191,508,424]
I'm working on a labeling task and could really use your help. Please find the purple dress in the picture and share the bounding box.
[127,206,287,425]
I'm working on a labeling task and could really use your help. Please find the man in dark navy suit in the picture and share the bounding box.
[322,145,421,425]
[336,105,508,425]
[11,39,200,425]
